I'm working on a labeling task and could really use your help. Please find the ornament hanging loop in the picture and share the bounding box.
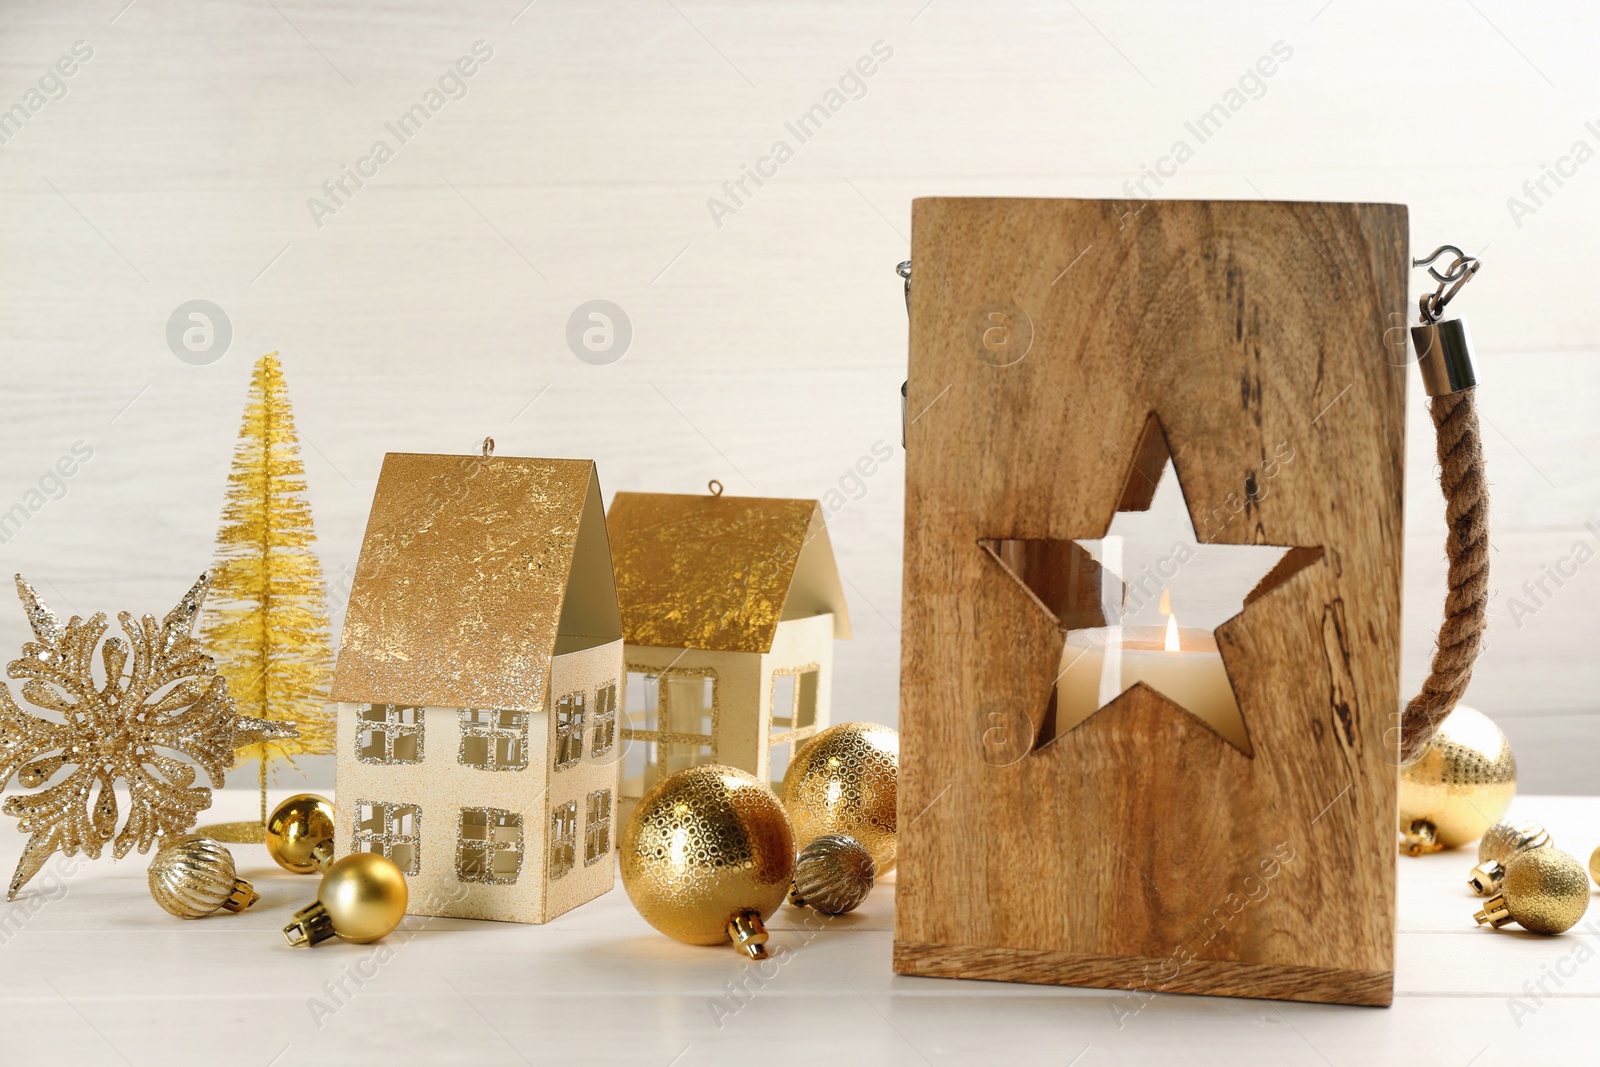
[481,436,495,459]
[1409,246,1481,397]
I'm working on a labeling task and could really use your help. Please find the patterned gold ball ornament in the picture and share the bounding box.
[1468,820,1552,895]
[620,765,795,959]
[147,835,258,919]
[265,793,336,874]
[283,852,408,946]
[1398,705,1515,855]
[788,834,874,915]
[1473,847,1590,934]
[780,721,898,875]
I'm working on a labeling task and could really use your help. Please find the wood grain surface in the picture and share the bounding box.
[895,198,1408,1005]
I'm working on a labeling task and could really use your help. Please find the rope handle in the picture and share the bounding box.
[1399,248,1489,762]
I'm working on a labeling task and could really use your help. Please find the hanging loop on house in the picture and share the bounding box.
[708,479,723,497]
[481,436,495,459]
[1413,245,1480,325]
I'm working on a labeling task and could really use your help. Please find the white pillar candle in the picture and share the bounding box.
[1055,623,1250,754]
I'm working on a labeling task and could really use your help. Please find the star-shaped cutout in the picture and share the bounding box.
[981,415,1321,757]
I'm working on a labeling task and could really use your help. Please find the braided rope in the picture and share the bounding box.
[1399,388,1490,762]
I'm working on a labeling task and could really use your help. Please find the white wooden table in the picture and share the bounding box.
[0,788,1593,1065]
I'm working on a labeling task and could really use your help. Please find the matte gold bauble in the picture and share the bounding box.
[620,765,795,958]
[788,833,874,915]
[265,793,337,874]
[1474,847,1589,934]
[1398,705,1514,855]
[1590,846,1600,890]
[780,722,898,875]
[283,852,408,946]
[1468,820,1551,895]
[147,836,258,919]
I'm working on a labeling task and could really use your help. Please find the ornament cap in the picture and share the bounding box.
[309,839,335,873]
[1473,894,1513,928]
[284,901,337,947]
[221,878,259,913]
[1400,818,1440,856]
[726,910,770,960]
[1467,859,1506,896]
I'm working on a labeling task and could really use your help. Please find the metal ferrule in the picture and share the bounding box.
[1410,317,1478,396]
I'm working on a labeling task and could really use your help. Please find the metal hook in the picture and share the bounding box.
[897,260,911,312]
[707,479,723,497]
[1412,245,1481,323]
[481,436,495,459]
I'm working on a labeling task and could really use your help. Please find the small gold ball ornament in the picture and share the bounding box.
[1591,846,1600,890]
[1398,704,1515,855]
[1473,847,1590,934]
[1467,820,1552,895]
[788,833,875,915]
[265,793,337,874]
[147,836,258,919]
[620,765,795,959]
[780,721,898,875]
[283,852,409,946]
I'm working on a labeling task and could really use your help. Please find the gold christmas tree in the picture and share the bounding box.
[200,352,334,842]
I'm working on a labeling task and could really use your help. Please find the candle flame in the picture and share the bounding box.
[1164,611,1180,652]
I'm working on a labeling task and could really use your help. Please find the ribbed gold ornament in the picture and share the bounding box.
[266,793,336,874]
[1398,705,1515,855]
[780,722,898,875]
[283,852,409,946]
[1474,847,1589,934]
[147,836,258,919]
[620,765,794,958]
[1468,820,1552,895]
[788,833,874,915]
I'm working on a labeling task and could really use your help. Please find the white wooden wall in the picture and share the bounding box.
[0,1,1595,790]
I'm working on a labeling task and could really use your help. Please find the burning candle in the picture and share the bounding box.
[1054,599,1250,754]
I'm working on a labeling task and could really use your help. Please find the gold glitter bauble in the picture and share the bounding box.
[266,793,336,874]
[620,765,794,958]
[788,833,874,915]
[780,722,898,875]
[147,835,258,919]
[284,852,409,946]
[1474,847,1589,935]
[1398,705,1515,854]
[1468,821,1552,895]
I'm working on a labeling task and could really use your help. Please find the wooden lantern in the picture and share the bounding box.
[893,198,1407,1007]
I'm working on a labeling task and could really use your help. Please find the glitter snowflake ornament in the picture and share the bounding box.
[0,573,298,899]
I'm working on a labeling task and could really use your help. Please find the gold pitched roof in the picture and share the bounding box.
[606,490,850,654]
[330,453,620,711]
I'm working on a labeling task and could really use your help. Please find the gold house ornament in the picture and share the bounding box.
[894,198,1407,1007]
[330,447,624,924]
[605,485,850,809]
